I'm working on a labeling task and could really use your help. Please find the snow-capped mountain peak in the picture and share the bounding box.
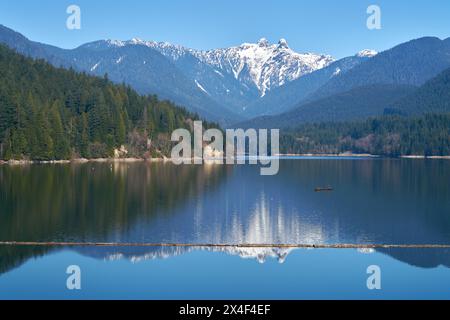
[192,38,335,97]
[277,38,289,49]
[105,39,126,47]
[258,38,270,47]
[357,49,378,58]
[130,37,143,44]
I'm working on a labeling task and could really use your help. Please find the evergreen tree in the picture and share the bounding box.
[32,107,54,161]
[49,102,70,159]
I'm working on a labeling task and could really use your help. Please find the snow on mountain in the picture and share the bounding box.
[192,38,335,97]
[195,79,209,95]
[357,49,378,58]
[104,37,335,97]
[90,61,101,71]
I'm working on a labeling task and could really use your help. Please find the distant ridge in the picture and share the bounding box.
[238,36,450,128]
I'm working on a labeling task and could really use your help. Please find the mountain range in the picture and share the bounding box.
[0,24,450,128]
[0,25,337,124]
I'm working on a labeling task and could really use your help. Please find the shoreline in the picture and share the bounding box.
[1,154,450,166]
[400,155,450,159]
[0,157,169,166]
[277,153,379,158]
[279,153,450,159]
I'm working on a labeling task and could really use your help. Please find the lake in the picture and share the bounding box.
[1,158,450,299]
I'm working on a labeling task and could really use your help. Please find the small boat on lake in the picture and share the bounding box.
[315,186,334,192]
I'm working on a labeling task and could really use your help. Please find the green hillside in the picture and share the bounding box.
[393,67,450,115]
[281,113,450,157]
[0,45,207,161]
[240,84,416,129]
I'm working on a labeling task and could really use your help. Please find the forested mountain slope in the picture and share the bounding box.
[393,67,450,115]
[239,84,416,129]
[0,45,207,161]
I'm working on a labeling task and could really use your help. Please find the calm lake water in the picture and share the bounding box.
[1,158,450,299]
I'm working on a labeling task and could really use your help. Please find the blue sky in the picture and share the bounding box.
[0,0,449,58]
